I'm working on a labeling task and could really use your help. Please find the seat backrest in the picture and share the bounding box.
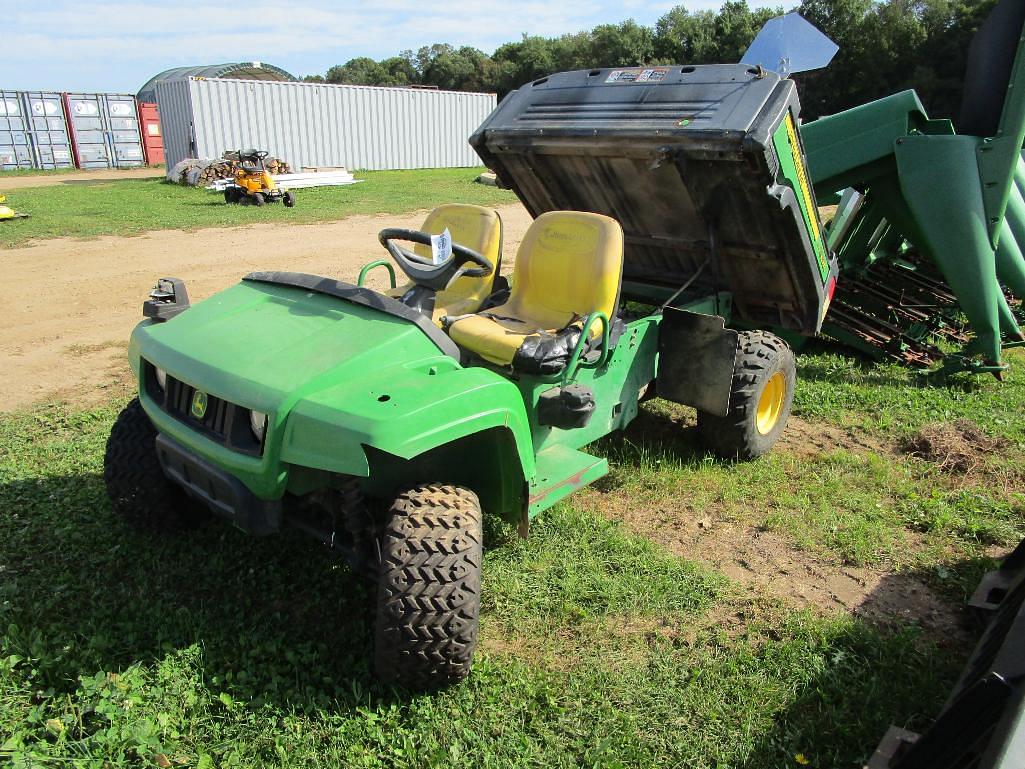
[505,211,624,330]
[412,204,503,318]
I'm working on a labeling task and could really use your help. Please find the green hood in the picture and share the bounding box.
[130,275,534,501]
[132,279,455,411]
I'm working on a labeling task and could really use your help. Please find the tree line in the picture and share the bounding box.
[303,0,997,122]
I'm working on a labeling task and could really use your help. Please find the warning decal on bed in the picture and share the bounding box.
[604,67,668,84]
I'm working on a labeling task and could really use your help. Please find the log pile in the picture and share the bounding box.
[166,154,292,186]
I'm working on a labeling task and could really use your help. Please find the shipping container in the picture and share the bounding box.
[154,77,497,172]
[0,90,75,170]
[64,92,145,169]
[0,90,33,170]
[137,101,164,165]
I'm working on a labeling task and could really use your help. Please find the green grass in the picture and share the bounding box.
[4,340,1022,766]
[795,343,1025,442]
[0,169,517,248]
[576,346,1025,602]
[1,167,91,178]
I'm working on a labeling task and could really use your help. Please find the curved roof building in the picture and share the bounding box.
[138,62,296,102]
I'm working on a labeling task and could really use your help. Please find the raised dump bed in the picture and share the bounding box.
[470,64,838,335]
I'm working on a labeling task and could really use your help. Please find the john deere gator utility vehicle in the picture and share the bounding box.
[104,58,836,688]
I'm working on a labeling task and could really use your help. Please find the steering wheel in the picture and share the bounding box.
[378,228,493,291]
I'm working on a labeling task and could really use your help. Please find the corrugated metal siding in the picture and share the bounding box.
[156,77,496,171]
[65,92,145,168]
[0,91,74,170]
[21,92,75,169]
[0,90,35,170]
[153,79,195,169]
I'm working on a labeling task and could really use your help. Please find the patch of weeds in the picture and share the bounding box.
[899,487,1024,547]
[795,348,1025,443]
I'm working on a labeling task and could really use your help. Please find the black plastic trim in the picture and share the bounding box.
[155,433,281,536]
[242,271,463,362]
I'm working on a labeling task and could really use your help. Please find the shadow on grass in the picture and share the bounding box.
[587,404,720,494]
[735,555,1013,769]
[0,472,401,713]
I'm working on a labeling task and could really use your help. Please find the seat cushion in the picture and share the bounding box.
[448,303,586,373]
[501,211,623,329]
[447,305,537,367]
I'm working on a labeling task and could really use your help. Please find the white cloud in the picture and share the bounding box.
[7,0,789,91]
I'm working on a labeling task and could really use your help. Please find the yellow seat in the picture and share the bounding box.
[386,204,503,325]
[448,211,624,373]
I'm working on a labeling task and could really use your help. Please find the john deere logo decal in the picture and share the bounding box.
[190,391,208,419]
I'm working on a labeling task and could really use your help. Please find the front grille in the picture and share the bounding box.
[144,361,264,456]
[166,377,230,437]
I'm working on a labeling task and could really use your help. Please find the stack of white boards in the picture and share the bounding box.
[207,169,362,191]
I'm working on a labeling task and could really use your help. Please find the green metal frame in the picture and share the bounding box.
[562,312,610,385]
[356,260,397,289]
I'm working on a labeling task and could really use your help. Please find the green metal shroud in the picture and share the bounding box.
[799,0,1025,370]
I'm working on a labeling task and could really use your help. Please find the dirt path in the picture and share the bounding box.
[0,202,531,411]
[1,168,164,190]
[577,416,976,650]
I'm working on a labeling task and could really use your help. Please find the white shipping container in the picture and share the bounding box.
[153,77,497,172]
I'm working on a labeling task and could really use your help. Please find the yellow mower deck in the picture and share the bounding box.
[0,196,29,220]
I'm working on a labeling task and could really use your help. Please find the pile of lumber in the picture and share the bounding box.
[167,155,292,187]
[207,168,362,191]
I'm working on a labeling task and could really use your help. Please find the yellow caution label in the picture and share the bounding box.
[784,113,823,248]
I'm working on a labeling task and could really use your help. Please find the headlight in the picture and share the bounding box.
[155,367,167,390]
[250,410,268,442]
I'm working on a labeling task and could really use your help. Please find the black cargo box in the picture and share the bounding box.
[470,64,837,334]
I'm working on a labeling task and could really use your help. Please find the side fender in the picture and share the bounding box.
[283,365,536,483]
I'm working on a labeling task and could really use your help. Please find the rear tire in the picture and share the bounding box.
[374,483,482,689]
[252,192,266,207]
[696,331,795,460]
[103,398,205,532]
[283,190,296,208]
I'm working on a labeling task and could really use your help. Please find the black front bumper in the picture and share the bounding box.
[155,434,281,536]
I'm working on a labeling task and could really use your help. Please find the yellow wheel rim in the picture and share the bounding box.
[756,372,786,435]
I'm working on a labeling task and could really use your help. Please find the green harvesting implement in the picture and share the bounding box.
[799,0,1025,375]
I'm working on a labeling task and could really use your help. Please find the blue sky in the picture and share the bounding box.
[7,1,785,95]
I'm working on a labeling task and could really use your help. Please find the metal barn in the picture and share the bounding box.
[154,77,497,171]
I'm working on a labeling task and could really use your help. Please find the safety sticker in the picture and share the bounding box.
[430,228,453,264]
[605,67,668,84]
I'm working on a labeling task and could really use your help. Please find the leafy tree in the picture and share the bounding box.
[492,35,560,93]
[325,57,388,85]
[423,46,496,91]
[311,0,1002,117]
[588,20,655,67]
[381,56,417,86]
[653,7,719,63]
[714,1,783,62]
